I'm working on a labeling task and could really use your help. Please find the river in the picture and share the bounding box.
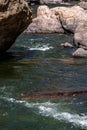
[0,2,87,130]
[0,33,87,130]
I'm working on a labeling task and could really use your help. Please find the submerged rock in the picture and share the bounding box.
[0,0,32,52]
[60,42,73,48]
[20,90,87,99]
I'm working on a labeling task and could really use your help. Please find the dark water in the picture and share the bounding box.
[0,33,87,130]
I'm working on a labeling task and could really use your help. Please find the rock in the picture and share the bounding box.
[25,5,87,34]
[40,0,63,4]
[51,5,87,33]
[78,1,87,10]
[25,5,64,33]
[0,0,32,52]
[60,42,73,48]
[74,22,87,49]
[72,48,87,58]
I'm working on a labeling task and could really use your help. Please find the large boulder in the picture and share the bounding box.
[25,5,64,33]
[0,0,32,52]
[26,5,87,34]
[74,22,87,49]
[51,6,87,33]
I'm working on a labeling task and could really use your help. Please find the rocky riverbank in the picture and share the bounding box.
[25,1,87,58]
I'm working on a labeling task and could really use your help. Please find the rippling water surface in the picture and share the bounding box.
[0,33,87,130]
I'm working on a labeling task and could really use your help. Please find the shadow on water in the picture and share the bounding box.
[0,52,20,79]
[0,48,32,79]
[0,48,37,80]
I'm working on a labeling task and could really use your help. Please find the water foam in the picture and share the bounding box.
[1,96,87,129]
[21,44,53,51]
[29,44,53,51]
[39,106,87,128]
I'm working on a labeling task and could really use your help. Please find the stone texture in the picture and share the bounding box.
[51,5,87,33]
[72,48,87,58]
[25,5,64,33]
[25,5,87,34]
[74,22,87,49]
[78,1,87,10]
[0,0,32,52]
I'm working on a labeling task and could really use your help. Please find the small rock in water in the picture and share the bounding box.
[60,42,73,48]
[72,48,87,58]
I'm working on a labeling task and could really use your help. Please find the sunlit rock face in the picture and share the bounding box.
[51,5,87,33]
[0,0,32,52]
[25,5,87,34]
[25,5,64,33]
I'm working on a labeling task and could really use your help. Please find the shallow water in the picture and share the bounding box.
[0,33,87,130]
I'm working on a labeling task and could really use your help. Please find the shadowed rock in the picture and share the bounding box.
[0,0,32,53]
[78,1,87,10]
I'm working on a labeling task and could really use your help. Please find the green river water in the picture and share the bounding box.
[0,2,87,130]
[0,33,87,130]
